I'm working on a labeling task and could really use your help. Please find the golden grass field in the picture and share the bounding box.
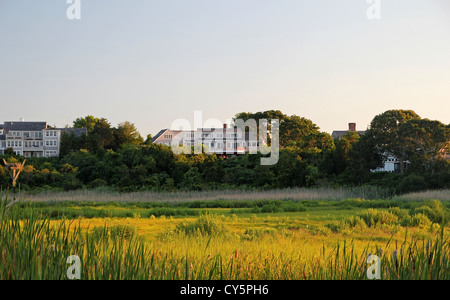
[2,190,450,280]
[51,207,448,280]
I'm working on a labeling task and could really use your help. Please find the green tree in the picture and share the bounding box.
[398,119,450,173]
[113,121,144,149]
[73,115,99,133]
[365,110,421,173]
[89,118,115,153]
[233,110,321,148]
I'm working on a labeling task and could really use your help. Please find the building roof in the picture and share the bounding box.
[57,128,88,137]
[151,129,170,143]
[3,121,48,131]
[331,130,366,140]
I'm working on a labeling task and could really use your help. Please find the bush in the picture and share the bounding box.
[308,225,331,236]
[325,221,349,233]
[89,179,107,189]
[410,213,433,227]
[413,200,448,224]
[388,207,410,220]
[175,213,228,236]
[397,174,428,194]
[62,175,83,191]
[358,209,398,227]
[378,210,399,225]
[261,203,282,213]
[344,216,368,230]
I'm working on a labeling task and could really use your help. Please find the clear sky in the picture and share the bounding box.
[1,0,449,137]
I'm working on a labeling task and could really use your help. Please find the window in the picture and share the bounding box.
[163,134,173,139]
[45,131,57,137]
[45,150,57,157]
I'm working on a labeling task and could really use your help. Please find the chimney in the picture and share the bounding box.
[349,123,356,132]
[223,124,227,129]
[20,118,25,122]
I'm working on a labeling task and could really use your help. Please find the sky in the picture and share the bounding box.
[0,0,449,137]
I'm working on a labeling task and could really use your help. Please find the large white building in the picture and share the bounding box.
[0,120,87,158]
[152,124,258,155]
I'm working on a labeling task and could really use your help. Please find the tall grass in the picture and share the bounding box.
[1,194,449,280]
[24,186,395,204]
[393,189,450,202]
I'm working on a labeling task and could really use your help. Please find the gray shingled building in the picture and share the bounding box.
[0,120,87,157]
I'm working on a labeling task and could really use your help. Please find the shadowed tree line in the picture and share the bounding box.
[0,110,449,194]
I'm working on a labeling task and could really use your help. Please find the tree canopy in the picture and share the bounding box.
[1,110,448,194]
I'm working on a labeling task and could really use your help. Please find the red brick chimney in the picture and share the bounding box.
[349,123,356,132]
[223,124,227,129]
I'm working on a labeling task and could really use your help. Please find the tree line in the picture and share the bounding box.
[0,110,449,194]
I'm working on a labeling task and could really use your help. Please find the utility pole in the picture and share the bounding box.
[2,159,27,203]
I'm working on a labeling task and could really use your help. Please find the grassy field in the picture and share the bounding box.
[1,189,450,280]
[21,186,400,203]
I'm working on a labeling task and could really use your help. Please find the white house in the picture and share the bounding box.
[371,154,409,173]
[152,124,258,155]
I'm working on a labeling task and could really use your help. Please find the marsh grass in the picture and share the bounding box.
[23,186,396,203]
[393,189,450,202]
[1,193,450,280]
